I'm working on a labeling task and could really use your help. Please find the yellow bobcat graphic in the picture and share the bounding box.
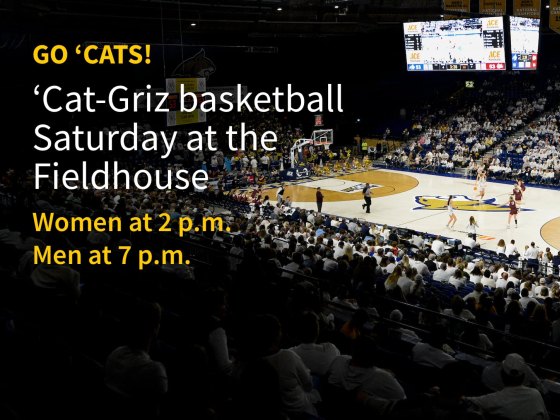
[414,195,534,212]
[172,49,216,80]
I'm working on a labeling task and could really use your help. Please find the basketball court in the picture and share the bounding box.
[259,168,560,253]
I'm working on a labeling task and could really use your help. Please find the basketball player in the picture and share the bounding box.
[502,196,519,228]
[276,182,286,204]
[446,195,457,229]
[474,171,487,201]
[512,184,524,210]
[362,183,372,214]
[516,178,526,196]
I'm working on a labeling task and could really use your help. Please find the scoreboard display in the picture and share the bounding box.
[404,17,506,71]
[510,17,540,70]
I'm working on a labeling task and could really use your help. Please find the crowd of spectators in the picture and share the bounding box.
[384,69,560,187]
[1,165,560,419]
[2,69,560,420]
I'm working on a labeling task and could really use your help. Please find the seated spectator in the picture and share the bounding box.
[357,360,472,419]
[340,308,369,340]
[433,263,452,282]
[255,314,320,417]
[327,335,406,400]
[469,265,483,283]
[290,312,340,377]
[469,354,549,420]
[389,309,418,338]
[431,236,445,256]
[411,324,456,369]
[481,270,496,288]
[105,301,168,409]
[409,274,426,301]
[464,282,484,303]
[519,288,539,310]
[458,321,493,359]
[443,296,475,322]
[449,269,466,289]
[463,233,477,248]
[199,288,233,375]
[397,267,415,296]
[482,340,546,394]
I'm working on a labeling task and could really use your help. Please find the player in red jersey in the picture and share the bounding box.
[501,196,519,229]
[516,178,526,193]
[512,184,524,209]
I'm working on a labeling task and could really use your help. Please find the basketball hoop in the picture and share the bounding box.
[311,129,333,147]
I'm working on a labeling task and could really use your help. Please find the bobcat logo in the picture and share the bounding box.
[296,168,309,178]
[341,183,381,193]
[413,195,534,212]
[172,49,216,80]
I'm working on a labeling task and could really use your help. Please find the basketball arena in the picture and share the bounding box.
[2,2,560,420]
[257,167,560,251]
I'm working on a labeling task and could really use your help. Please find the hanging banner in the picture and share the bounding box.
[479,0,506,15]
[166,109,206,127]
[551,0,560,34]
[513,0,541,18]
[443,0,471,18]
[165,78,206,94]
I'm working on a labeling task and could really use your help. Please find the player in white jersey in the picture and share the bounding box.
[474,171,487,201]
[446,195,458,229]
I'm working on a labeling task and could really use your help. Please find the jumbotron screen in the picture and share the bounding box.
[404,17,506,71]
[510,17,540,70]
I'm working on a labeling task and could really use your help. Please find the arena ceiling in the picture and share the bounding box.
[2,0,445,35]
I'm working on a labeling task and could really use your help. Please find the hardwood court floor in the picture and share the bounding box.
[541,217,560,252]
[266,168,560,252]
[262,170,418,203]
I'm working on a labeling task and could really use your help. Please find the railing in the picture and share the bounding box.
[147,232,560,369]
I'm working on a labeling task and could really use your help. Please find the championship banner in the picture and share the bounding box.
[165,77,206,93]
[513,0,541,18]
[551,0,560,34]
[443,0,470,18]
[165,92,207,126]
[479,0,506,15]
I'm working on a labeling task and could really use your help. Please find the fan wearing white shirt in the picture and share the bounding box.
[257,315,320,417]
[327,336,406,401]
[290,312,340,377]
[525,242,540,275]
[469,354,549,420]
[481,270,496,288]
[482,341,547,395]
[495,272,510,290]
[411,324,455,369]
[463,233,477,249]
[431,236,445,257]
[433,263,452,282]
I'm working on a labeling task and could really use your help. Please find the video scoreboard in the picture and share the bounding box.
[404,17,506,71]
[510,16,540,70]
